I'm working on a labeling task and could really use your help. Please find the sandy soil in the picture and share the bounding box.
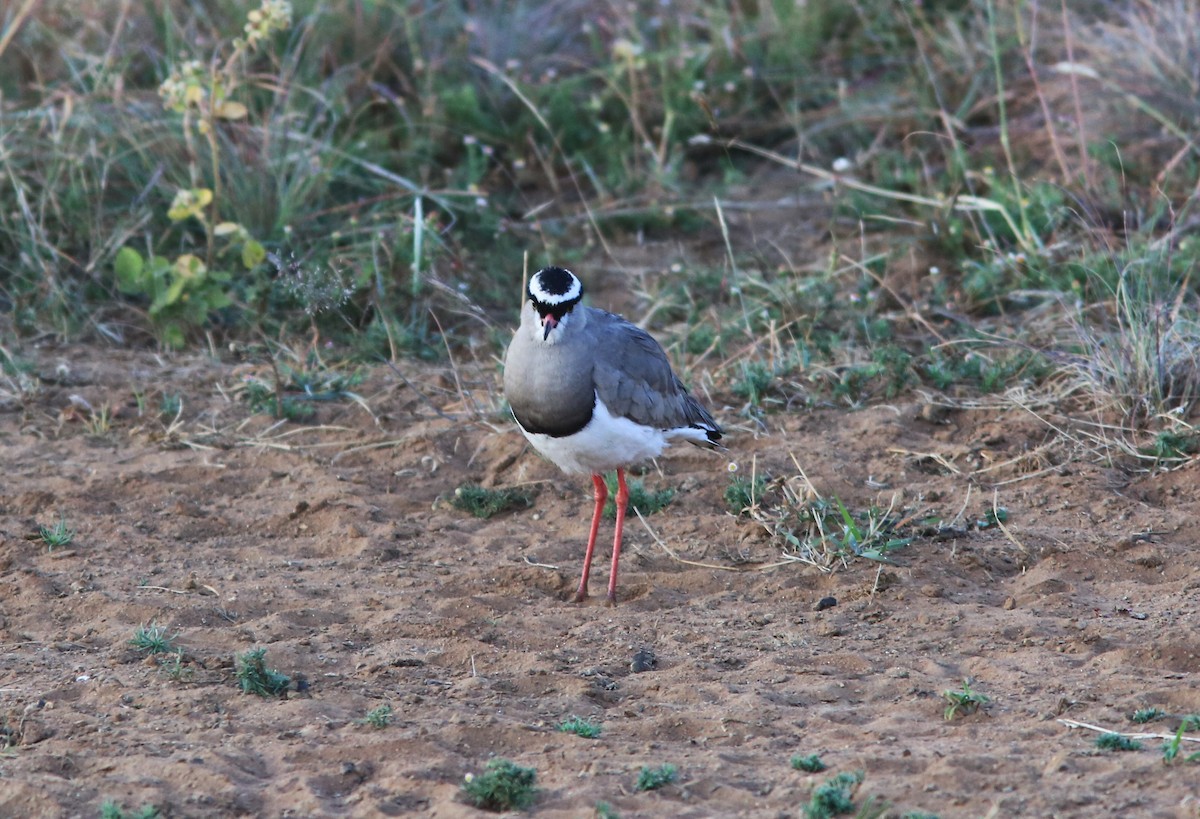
[2,335,1200,818]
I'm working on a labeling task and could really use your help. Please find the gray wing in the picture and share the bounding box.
[591,310,722,437]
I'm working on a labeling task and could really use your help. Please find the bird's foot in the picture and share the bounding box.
[572,588,589,603]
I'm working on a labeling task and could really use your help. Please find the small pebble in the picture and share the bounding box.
[815,596,837,612]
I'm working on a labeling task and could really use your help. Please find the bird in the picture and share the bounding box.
[503,266,723,604]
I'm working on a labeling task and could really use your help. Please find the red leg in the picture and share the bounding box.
[574,474,607,602]
[606,469,629,605]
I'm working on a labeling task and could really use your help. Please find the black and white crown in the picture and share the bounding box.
[529,266,583,307]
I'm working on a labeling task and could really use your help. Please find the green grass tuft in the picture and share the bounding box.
[604,476,675,520]
[129,623,178,655]
[361,704,393,729]
[1129,707,1167,724]
[791,753,828,773]
[37,517,76,550]
[1095,733,1142,752]
[451,484,534,519]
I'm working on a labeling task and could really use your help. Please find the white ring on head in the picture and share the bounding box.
[529,268,582,306]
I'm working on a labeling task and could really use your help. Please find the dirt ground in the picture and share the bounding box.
[2,319,1200,818]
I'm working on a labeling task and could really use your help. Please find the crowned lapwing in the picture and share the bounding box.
[504,266,723,604]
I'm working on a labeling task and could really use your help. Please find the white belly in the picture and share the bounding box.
[521,398,668,475]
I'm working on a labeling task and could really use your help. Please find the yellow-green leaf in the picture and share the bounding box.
[114,247,146,294]
[216,100,248,120]
[242,239,266,269]
[214,221,244,237]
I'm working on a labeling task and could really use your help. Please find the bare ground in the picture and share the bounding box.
[1,333,1199,819]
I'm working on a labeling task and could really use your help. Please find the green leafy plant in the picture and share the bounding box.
[595,802,620,819]
[129,623,178,655]
[112,2,287,347]
[635,763,678,791]
[791,753,828,773]
[804,770,865,819]
[361,704,393,729]
[234,648,291,697]
[943,679,989,721]
[1095,733,1142,752]
[461,758,538,812]
[605,476,675,520]
[451,484,534,519]
[558,716,602,739]
[37,516,76,550]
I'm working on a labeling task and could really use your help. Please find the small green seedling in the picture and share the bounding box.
[461,758,538,811]
[129,623,178,655]
[160,651,193,682]
[361,704,393,729]
[1180,714,1200,731]
[1095,732,1141,751]
[1130,707,1166,724]
[791,753,828,773]
[804,770,864,819]
[451,484,533,519]
[635,763,678,791]
[234,648,291,697]
[943,679,989,721]
[37,517,76,550]
[558,716,602,738]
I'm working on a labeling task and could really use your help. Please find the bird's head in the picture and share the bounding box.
[527,266,583,343]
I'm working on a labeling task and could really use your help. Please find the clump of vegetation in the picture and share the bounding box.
[1163,723,1200,765]
[791,753,828,773]
[461,758,538,812]
[451,484,534,519]
[558,716,602,739]
[1129,707,1166,724]
[36,516,76,550]
[943,679,990,721]
[361,704,393,729]
[129,623,178,655]
[234,648,291,697]
[635,763,678,792]
[804,770,865,819]
[604,476,675,520]
[100,802,159,819]
[1095,733,1142,752]
[725,473,767,515]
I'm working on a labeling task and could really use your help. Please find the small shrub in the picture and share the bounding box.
[461,758,538,812]
[635,763,678,791]
[558,716,602,739]
[234,648,290,697]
